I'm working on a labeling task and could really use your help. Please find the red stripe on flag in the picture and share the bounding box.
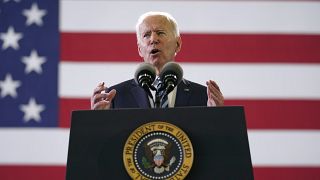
[61,33,140,62]
[0,166,319,180]
[59,98,320,129]
[0,165,66,180]
[61,33,320,63]
[59,98,90,127]
[254,167,320,180]
[226,100,320,129]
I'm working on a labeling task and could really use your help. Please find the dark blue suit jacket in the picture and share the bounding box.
[109,79,207,108]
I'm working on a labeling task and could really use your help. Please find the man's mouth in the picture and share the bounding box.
[150,49,160,55]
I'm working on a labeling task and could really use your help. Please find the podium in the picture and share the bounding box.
[66,106,253,179]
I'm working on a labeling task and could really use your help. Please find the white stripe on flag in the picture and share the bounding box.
[0,129,69,165]
[59,62,320,99]
[61,0,320,34]
[249,130,320,167]
[1,129,320,166]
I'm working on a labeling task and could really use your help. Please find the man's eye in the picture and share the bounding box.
[143,33,150,38]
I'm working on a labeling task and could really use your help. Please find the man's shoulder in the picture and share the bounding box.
[109,79,136,90]
[182,79,206,90]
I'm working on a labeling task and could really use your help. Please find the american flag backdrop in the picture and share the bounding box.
[1,0,320,179]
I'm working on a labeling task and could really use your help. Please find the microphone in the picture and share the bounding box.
[159,62,183,95]
[134,62,156,97]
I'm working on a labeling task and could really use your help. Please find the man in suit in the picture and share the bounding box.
[91,11,224,109]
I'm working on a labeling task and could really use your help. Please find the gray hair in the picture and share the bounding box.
[135,11,180,44]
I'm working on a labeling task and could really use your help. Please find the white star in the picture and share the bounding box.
[0,26,23,50]
[0,74,21,98]
[20,97,45,123]
[21,49,47,74]
[22,3,47,26]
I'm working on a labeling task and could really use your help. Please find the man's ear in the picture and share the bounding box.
[175,36,182,53]
[137,43,143,57]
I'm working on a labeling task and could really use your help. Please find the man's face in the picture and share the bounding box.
[137,15,181,74]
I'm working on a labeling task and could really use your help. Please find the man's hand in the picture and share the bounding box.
[91,82,117,110]
[206,80,224,106]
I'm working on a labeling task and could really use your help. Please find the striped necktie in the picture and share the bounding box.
[154,77,169,108]
[161,93,169,108]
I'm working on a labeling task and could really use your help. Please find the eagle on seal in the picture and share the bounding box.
[142,138,176,174]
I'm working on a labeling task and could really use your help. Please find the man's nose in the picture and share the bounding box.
[150,32,159,44]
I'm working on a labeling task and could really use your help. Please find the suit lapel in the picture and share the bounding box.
[175,79,191,107]
[130,80,150,108]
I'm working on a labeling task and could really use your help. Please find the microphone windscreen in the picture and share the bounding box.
[134,62,156,85]
[159,62,183,85]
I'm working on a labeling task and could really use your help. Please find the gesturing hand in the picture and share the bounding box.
[206,80,224,107]
[91,82,117,110]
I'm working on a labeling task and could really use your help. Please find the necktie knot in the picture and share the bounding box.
[153,77,162,89]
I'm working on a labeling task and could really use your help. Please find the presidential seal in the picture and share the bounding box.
[123,121,194,180]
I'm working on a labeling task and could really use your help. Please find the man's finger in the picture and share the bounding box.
[106,89,117,101]
[207,81,222,97]
[206,80,224,106]
[93,100,110,110]
[93,82,106,95]
[208,80,221,92]
[93,93,108,104]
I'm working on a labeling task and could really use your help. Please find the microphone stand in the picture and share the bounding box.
[154,90,161,108]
